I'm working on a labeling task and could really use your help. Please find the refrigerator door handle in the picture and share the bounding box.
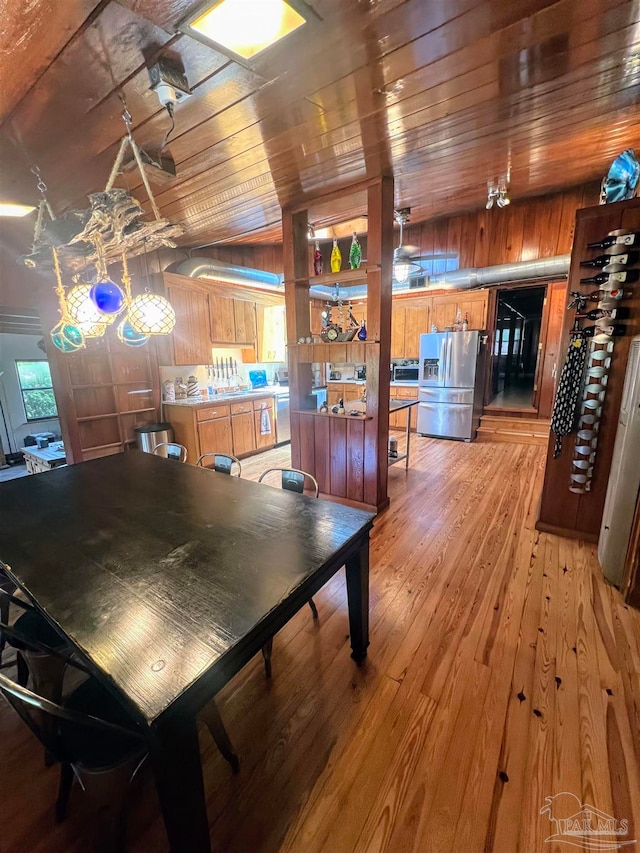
[440,336,447,386]
[447,336,453,383]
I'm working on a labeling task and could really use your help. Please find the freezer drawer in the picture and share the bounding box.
[417,401,474,440]
[418,387,474,405]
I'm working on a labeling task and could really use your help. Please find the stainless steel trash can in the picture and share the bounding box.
[134,422,173,454]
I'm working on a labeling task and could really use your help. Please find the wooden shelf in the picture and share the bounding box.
[71,383,115,390]
[298,266,377,286]
[76,413,119,422]
[119,407,156,416]
[115,379,153,386]
[388,452,408,467]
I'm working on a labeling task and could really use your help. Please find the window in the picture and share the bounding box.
[16,360,58,421]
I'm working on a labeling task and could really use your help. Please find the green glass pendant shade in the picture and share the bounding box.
[51,320,85,352]
[349,233,362,269]
[117,317,149,347]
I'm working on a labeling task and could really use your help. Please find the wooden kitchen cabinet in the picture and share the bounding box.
[231,403,257,456]
[389,385,418,430]
[199,414,233,457]
[431,295,457,333]
[233,299,257,345]
[209,295,236,343]
[403,306,429,359]
[254,397,275,450]
[168,287,212,365]
[391,307,406,359]
[456,291,488,330]
[257,304,287,362]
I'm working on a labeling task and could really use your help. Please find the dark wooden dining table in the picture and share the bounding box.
[0,452,374,852]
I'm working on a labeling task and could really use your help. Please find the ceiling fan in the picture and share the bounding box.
[393,208,421,282]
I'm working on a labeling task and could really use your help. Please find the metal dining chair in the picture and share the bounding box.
[152,442,188,463]
[257,468,320,677]
[196,452,242,476]
[0,667,147,852]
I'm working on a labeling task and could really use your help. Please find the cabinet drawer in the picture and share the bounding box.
[396,386,419,399]
[231,401,253,415]
[253,397,274,411]
[196,405,231,422]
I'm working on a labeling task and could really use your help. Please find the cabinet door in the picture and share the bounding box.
[198,416,233,456]
[457,291,488,330]
[327,388,342,407]
[431,294,457,332]
[234,300,257,344]
[169,287,211,365]
[343,384,363,404]
[404,307,429,359]
[254,407,276,450]
[231,412,256,456]
[209,296,236,343]
[391,307,406,359]
[258,304,287,362]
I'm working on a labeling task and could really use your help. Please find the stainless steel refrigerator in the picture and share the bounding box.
[417,331,486,440]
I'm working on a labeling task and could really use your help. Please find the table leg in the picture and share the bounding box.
[345,537,370,664]
[405,406,412,470]
[150,713,211,853]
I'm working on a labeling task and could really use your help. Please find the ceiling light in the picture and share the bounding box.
[0,203,35,217]
[184,0,309,61]
[393,209,420,283]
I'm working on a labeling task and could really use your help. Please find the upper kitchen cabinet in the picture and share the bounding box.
[391,305,430,359]
[257,304,287,362]
[431,291,488,331]
[168,286,212,366]
[234,300,257,345]
[209,295,236,343]
[210,296,257,346]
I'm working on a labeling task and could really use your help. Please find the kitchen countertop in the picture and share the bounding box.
[326,379,419,388]
[163,388,279,407]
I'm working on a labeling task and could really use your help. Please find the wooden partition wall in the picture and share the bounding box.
[285,177,394,512]
[537,197,640,541]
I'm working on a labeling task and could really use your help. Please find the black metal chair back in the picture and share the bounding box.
[258,467,319,498]
[196,452,242,476]
[0,670,143,767]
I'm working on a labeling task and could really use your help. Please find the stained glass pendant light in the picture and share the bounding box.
[50,247,85,353]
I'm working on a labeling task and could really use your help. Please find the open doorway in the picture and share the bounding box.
[489,287,546,410]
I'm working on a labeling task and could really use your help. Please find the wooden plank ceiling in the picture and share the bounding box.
[1,0,640,250]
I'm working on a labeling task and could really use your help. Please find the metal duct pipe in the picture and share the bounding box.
[426,254,571,290]
[169,253,570,300]
[167,257,284,289]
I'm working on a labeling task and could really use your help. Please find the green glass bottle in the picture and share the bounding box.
[349,232,362,269]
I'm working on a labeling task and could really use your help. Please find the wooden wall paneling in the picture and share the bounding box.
[289,411,301,470]
[458,212,477,269]
[536,281,568,418]
[346,419,365,503]
[472,208,490,269]
[329,418,347,498]
[298,413,316,477]
[446,215,463,258]
[432,218,450,256]
[537,197,640,540]
[504,203,525,263]
[313,415,330,495]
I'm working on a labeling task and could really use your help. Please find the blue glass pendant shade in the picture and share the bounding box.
[90,279,125,315]
[117,318,148,347]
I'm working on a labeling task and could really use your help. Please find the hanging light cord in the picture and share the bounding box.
[159,103,175,155]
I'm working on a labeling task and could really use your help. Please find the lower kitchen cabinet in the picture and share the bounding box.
[164,394,276,464]
[389,385,419,430]
[231,407,256,456]
[199,414,233,457]
[254,398,275,450]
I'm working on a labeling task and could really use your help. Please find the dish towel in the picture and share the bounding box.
[550,335,588,458]
[260,403,272,435]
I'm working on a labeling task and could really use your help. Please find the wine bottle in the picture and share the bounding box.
[580,324,626,337]
[575,307,628,321]
[587,232,640,249]
[580,251,640,268]
[580,269,639,285]
[581,289,629,302]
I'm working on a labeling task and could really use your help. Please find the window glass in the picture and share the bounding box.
[16,360,58,421]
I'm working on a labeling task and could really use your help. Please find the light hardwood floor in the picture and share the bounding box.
[1,436,640,853]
